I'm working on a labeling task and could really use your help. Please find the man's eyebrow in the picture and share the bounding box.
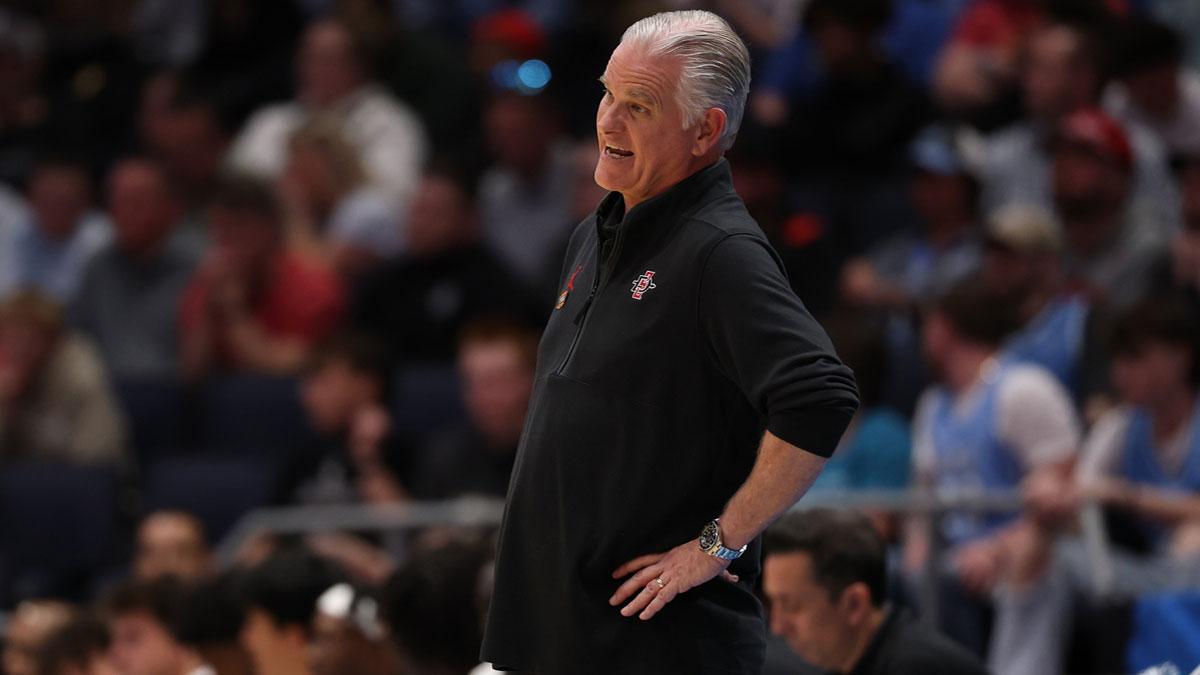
[627,88,657,106]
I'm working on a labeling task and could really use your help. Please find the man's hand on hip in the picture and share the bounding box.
[609,540,739,620]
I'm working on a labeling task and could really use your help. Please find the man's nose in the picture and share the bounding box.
[597,104,624,135]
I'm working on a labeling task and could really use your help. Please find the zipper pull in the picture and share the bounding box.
[573,289,596,325]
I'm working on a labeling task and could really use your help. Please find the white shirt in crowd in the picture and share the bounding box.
[1076,405,1194,483]
[228,84,428,207]
[913,362,1081,476]
[1105,70,1200,156]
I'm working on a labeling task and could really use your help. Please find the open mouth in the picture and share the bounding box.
[604,144,634,159]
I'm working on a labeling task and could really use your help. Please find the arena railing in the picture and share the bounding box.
[215,489,1117,627]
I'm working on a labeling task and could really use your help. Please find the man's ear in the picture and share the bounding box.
[692,107,728,157]
[839,582,874,626]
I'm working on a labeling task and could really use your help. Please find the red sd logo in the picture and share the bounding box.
[630,271,656,300]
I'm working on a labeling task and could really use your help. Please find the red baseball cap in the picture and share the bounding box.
[1055,106,1134,170]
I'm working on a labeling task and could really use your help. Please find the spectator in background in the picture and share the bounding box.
[239,549,346,675]
[932,0,1043,123]
[840,125,980,414]
[355,162,536,363]
[35,614,119,675]
[807,313,911,507]
[0,289,126,465]
[777,0,931,253]
[906,278,1079,655]
[138,76,233,233]
[1052,107,1167,308]
[308,583,400,675]
[982,204,1090,396]
[979,19,1179,233]
[1104,19,1200,158]
[72,158,200,382]
[101,578,209,675]
[991,297,1200,675]
[278,114,404,278]
[0,158,111,304]
[297,333,411,505]
[479,91,575,295]
[1156,147,1200,308]
[173,574,255,675]
[180,175,345,380]
[411,317,536,500]
[132,511,213,582]
[3,600,76,675]
[381,538,491,675]
[763,509,988,675]
[228,17,428,206]
[841,126,981,313]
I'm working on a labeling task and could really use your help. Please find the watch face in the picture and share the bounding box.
[699,520,719,550]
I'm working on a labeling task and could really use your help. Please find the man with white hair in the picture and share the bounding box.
[481,11,859,674]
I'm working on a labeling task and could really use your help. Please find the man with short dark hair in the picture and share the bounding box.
[907,277,1079,658]
[35,614,119,675]
[763,509,988,675]
[100,578,209,675]
[73,157,201,381]
[239,549,346,675]
[132,511,213,582]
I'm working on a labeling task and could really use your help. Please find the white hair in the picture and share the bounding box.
[620,11,751,150]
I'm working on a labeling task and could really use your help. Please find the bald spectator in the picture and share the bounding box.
[132,511,213,582]
[0,290,126,465]
[180,175,346,379]
[72,158,201,381]
[3,600,76,675]
[0,158,112,304]
[228,18,428,206]
[35,614,120,675]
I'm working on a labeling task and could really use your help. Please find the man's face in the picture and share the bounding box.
[240,607,306,675]
[108,163,178,255]
[306,614,391,675]
[108,613,186,675]
[982,244,1039,299]
[762,553,859,670]
[1022,26,1095,120]
[460,340,534,449]
[1112,340,1191,406]
[1053,146,1127,250]
[300,359,374,433]
[133,513,211,581]
[910,171,972,229]
[28,167,91,241]
[595,42,703,207]
[485,95,554,176]
[298,21,361,106]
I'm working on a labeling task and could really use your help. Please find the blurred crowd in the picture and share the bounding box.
[1,0,1200,673]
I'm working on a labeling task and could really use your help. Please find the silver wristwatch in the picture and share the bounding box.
[698,519,746,560]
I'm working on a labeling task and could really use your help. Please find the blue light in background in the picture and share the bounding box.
[516,59,552,94]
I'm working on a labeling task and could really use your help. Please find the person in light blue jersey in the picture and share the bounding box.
[904,277,1080,657]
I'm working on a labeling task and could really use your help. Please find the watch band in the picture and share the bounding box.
[699,518,747,560]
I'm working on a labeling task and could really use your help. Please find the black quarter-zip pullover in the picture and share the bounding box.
[482,159,860,675]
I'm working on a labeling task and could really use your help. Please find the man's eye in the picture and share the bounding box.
[631,104,647,114]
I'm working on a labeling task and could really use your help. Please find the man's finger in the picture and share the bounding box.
[610,566,662,606]
[640,582,679,620]
[620,580,662,617]
[721,571,739,583]
[612,553,665,579]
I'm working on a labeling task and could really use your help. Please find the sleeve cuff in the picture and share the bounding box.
[768,405,857,459]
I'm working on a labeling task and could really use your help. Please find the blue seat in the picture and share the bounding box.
[391,363,467,443]
[114,377,186,462]
[142,455,279,543]
[198,374,315,457]
[0,464,120,605]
